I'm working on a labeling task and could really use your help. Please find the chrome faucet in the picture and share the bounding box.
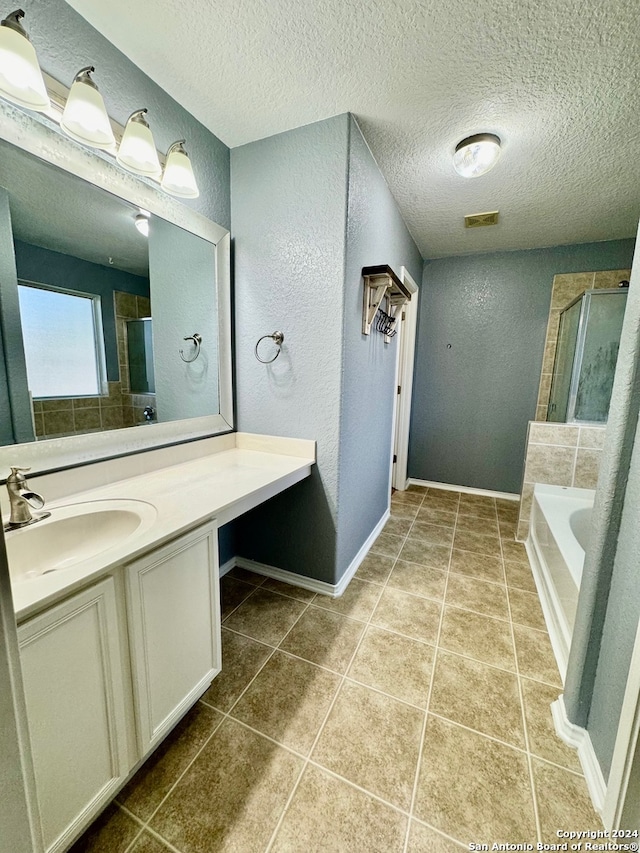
[3,467,50,532]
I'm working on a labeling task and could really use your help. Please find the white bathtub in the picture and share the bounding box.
[526,484,595,681]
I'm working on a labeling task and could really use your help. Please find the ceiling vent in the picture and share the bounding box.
[464,210,499,228]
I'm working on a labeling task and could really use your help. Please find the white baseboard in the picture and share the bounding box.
[220,508,390,599]
[552,695,606,817]
[407,478,519,501]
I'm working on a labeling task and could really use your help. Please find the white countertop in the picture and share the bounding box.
[7,433,315,621]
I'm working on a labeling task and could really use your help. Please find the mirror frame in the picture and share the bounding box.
[0,100,233,475]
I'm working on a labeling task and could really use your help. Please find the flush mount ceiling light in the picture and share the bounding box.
[161,140,199,198]
[134,211,150,236]
[453,133,501,178]
[117,109,162,177]
[60,66,115,150]
[0,9,49,111]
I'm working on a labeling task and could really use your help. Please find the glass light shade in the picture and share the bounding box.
[453,133,501,178]
[0,12,49,111]
[61,67,115,150]
[117,109,162,177]
[134,213,149,236]
[161,141,199,198]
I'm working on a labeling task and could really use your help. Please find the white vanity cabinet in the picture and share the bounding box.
[125,521,221,754]
[17,576,130,853]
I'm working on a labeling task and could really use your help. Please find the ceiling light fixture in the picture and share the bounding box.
[60,66,115,150]
[161,140,199,198]
[0,8,49,111]
[117,109,162,177]
[134,211,150,237]
[453,133,501,178]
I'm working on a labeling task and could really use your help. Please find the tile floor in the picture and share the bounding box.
[71,486,602,853]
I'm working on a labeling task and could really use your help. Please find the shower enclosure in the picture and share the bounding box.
[548,288,628,424]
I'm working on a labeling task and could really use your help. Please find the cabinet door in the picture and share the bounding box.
[126,521,221,754]
[18,577,130,853]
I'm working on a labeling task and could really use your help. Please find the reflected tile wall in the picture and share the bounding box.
[517,422,606,541]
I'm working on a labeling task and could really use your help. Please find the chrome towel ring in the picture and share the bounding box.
[255,331,284,364]
[179,333,202,363]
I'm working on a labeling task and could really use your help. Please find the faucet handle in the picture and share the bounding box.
[8,466,31,482]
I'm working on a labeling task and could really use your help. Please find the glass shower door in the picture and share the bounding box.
[548,298,583,422]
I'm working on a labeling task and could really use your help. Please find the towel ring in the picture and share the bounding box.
[255,331,284,364]
[179,333,202,363]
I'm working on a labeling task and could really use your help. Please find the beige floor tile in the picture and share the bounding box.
[312,681,423,810]
[399,539,451,570]
[150,719,302,853]
[439,606,516,671]
[513,625,562,686]
[407,484,429,493]
[356,552,395,584]
[505,560,537,592]
[225,566,265,586]
[129,832,173,853]
[502,539,530,564]
[384,515,414,536]
[219,576,256,620]
[68,804,142,853]
[387,560,447,601]
[117,703,223,820]
[415,716,537,843]
[393,489,425,503]
[430,650,524,747]
[312,577,382,621]
[348,625,434,706]
[533,759,602,841]
[271,764,407,852]
[416,506,457,527]
[453,529,502,558]
[497,505,520,523]
[260,577,317,602]
[222,588,307,646]
[445,574,509,620]
[508,587,547,631]
[450,549,505,583]
[231,650,340,754]
[279,606,365,673]
[496,498,520,512]
[390,501,421,520]
[408,521,455,546]
[498,518,518,539]
[201,629,272,712]
[371,531,405,558]
[422,492,460,511]
[371,587,442,644]
[455,513,500,537]
[407,820,467,852]
[521,679,581,772]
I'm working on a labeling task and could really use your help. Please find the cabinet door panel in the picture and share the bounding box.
[126,522,220,754]
[18,577,129,853]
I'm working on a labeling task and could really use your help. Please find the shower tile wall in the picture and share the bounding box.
[516,423,605,541]
[32,291,154,440]
[535,269,631,421]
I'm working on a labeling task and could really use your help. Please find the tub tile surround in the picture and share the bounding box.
[535,268,631,420]
[517,422,606,540]
[71,486,601,851]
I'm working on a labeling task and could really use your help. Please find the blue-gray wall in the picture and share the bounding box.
[14,240,149,382]
[410,239,636,494]
[337,117,422,570]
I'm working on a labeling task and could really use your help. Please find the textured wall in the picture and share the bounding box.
[231,116,349,583]
[336,117,422,571]
[22,0,230,229]
[410,239,636,494]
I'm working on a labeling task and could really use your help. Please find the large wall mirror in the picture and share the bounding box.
[0,101,232,475]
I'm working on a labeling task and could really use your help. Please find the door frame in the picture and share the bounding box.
[392,267,419,491]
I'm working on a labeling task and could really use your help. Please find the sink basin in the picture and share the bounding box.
[6,499,157,582]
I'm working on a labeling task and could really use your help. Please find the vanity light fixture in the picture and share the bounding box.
[161,140,199,198]
[117,109,162,177]
[60,66,115,150]
[453,133,501,178]
[134,210,150,237]
[0,9,49,111]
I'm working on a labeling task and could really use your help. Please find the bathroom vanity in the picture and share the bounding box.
[5,432,315,853]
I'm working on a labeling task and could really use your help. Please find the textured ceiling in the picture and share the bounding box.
[65,0,640,258]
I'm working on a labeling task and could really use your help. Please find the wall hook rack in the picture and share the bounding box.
[362,265,411,337]
[179,333,202,363]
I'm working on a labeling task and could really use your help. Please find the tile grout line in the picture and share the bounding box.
[402,491,460,853]
[265,488,429,852]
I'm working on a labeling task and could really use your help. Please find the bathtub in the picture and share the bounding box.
[526,484,595,681]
